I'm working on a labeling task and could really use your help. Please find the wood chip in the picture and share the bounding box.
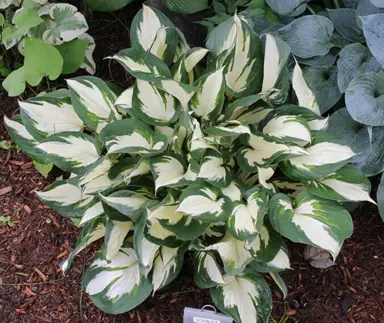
[56,250,68,260]
[33,267,47,282]
[9,160,25,166]
[0,186,12,196]
[23,205,31,214]
[24,287,36,297]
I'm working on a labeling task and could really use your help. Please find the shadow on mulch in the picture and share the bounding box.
[1,3,384,323]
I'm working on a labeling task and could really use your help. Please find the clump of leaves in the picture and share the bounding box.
[0,0,96,96]
[0,215,14,227]
[5,5,375,322]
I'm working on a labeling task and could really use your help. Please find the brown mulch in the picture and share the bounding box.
[1,3,384,323]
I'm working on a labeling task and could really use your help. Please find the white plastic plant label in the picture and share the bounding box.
[183,306,233,323]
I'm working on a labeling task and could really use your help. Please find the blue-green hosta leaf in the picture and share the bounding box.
[79,33,96,74]
[297,53,338,68]
[274,105,329,131]
[269,192,353,258]
[262,115,311,146]
[190,68,225,120]
[83,244,152,314]
[2,8,43,49]
[377,173,384,221]
[19,96,83,140]
[222,15,263,97]
[67,76,120,132]
[99,118,168,156]
[281,132,356,181]
[206,17,237,58]
[327,107,372,163]
[145,204,184,247]
[99,190,156,222]
[103,219,133,261]
[262,34,290,93]
[248,246,291,273]
[164,0,209,14]
[337,43,381,93]
[41,4,88,45]
[132,80,180,126]
[210,272,272,323]
[197,150,233,188]
[236,132,290,171]
[328,9,365,43]
[61,218,106,271]
[177,183,233,223]
[227,187,269,241]
[36,177,95,218]
[303,66,342,114]
[356,0,384,28]
[130,5,179,65]
[266,0,309,16]
[3,116,46,163]
[355,126,384,176]
[277,16,334,58]
[37,132,101,174]
[361,14,384,68]
[370,0,384,8]
[149,154,196,191]
[303,164,375,203]
[152,246,185,293]
[292,61,321,116]
[193,252,225,289]
[345,72,384,126]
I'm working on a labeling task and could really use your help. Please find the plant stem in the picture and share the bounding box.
[333,0,340,8]
[307,5,316,15]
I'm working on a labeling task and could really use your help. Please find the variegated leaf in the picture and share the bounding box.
[37,132,101,174]
[109,157,151,183]
[103,219,134,260]
[248,245,291,272]
[193,252,225,289]
[210,272,272,323]
[189,68,225,120]
[79,33,96,74]
[303,164,375,203]
[269,192,353,258]
[173,47,209,84]
[61,218,105,271]
[281,132,356,181]
[227,187,268,241]
[67,76,120,132]
[177,183,233,223]
[262,115,311,146]
[83,243,152,314]
[132,80,180,125]
[80,201,105,225]
[115,87,133,114]
[99,118,168,156]
[262,34,291,92]
[292,60,321,116]
[152,246,185,293]
[204,121,251,137]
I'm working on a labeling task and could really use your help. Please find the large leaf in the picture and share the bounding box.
[281,132,356,181]
[56,39,89,74]
[303,164,375,203]
[277,16,334,58]
[206,17,237,57]
[86,0,134,12]
[99,118,168,156]
[67,76,119,132]
[345,72,384,126]
[20,96,83,140]
[337,43,381,93]
[361,14,384,68]
[177,182,233,223]
[210,272,272,323]
[41,4,88,45]
[327,107,372,163]
[37,132,101,174]
[164,0,209,14]
[193,252,225,289]
[269,192,353,258]
[328,8,365,43]
[266,0,309,16]
[303,66,342,114]
[83,244,152,314]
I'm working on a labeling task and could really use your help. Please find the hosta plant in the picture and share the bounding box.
[5,5,375,322]
[0,0,95,96]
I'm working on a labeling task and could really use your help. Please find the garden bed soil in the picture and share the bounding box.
[1,3,384,323]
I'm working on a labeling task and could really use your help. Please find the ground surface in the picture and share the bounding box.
[1,3,384,323]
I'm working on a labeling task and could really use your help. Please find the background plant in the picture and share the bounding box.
[0,0,96,96]
[4,5,376,323]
